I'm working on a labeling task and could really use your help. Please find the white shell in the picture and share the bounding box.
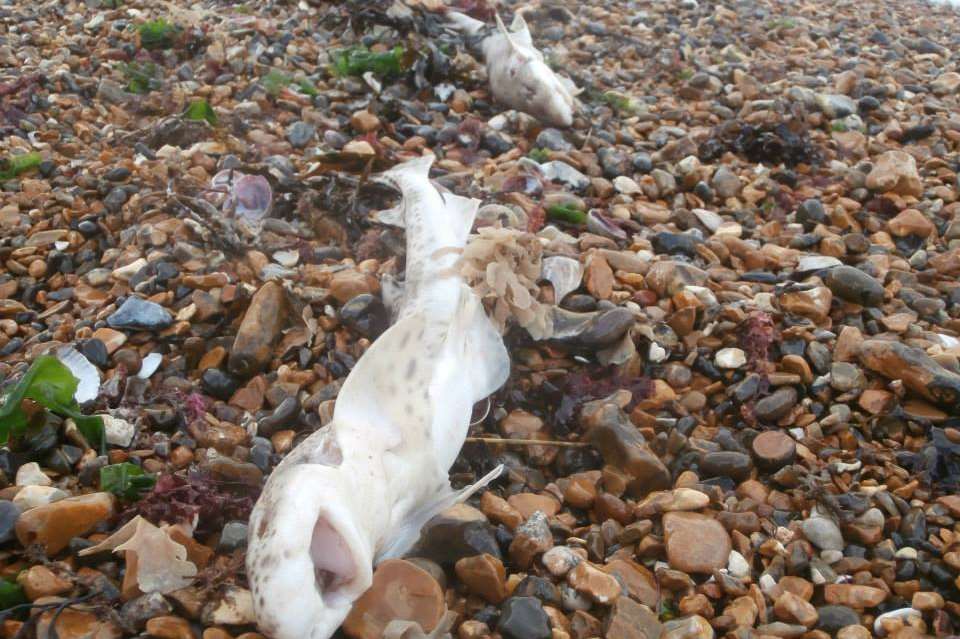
[540,256,582,302]
[57,346,100,404]
[137,353,163,380]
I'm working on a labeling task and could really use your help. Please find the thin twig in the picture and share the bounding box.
[465,437,590,448]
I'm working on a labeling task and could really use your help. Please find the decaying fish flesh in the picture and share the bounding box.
[448,11,580,127]
[246,155,510,639]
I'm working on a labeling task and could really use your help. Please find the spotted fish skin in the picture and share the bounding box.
[246,155,509,639]
[444,11,580,128]
[482,13,579,127]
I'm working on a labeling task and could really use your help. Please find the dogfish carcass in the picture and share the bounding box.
[246,155,510,639]
[446,11,580,128]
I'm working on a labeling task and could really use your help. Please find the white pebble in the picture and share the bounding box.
[727,550,750,579]
[15,462,51,487]
[102,414,136,447]
[13,485,67,510]
[715,347,747,369]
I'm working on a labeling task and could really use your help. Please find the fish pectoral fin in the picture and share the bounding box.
[442,193,481,247]
[373,204,406,228]
[375,465,504,564]
[509,13,534,47]
[453,464,504,502]
[450,285,510,401]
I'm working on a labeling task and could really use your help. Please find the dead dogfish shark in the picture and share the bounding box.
[447,11,581,128]
[246,155,510,639]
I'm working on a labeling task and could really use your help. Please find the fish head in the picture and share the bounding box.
[487,13,578,127]
[512,56,576,127]
[246,460,373,639]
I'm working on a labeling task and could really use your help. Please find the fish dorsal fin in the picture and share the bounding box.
[509,13,534,48]
[495,13,520,52]
[442,193,480,247]
[372,204,405,228]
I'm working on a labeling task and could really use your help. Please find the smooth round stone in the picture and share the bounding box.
[797,198,827,229]
[825,265,884,306]
[339,294,389,338]
[753,387,798,422]
[286,121,316,148]
[802,516,845,551]
[700,451,753,481]
[497,597,552,639]
[535,128,572,152]
[715,347,747,369]
[80,338,109,369]
[201,368,239,401]
[816,606,860,633]
[0,501,20,543]
[217,521,248,552]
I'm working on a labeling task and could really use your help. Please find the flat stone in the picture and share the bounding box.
[865,150,923,197]
[754,387,798,422]
[16,492,115,555]
[774,591,819,628]
[497,597,551,639]
[663,511,731,574]
[823,584,887,609]
[454,553,506,603]
[824,265,884,306]
[107,297,173,331]
[859,340,960,408]
[605,597,662,639]
[567,560,622,604]
[602,559,658,608]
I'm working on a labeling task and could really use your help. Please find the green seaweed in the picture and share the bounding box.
[100,463,156,501]
[0,355,104,449]
[123,61,161,95]
[138,19,181,51]
[528,148,550,163]
[330,45,405,78]
[599,91,640,115]
[0,580,26,609]
[0,153,42,181]
[260,70,317,98]
[296,78,318,97]
[183,99,217,125]
[546,204,587,225]
[261,69,290,97]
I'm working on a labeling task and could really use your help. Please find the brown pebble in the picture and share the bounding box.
[16,492,115,555]
[145,616,197,639]
[112,347,142,374]
[454,553,506,603]
[751,430,796,470]
[17,565,72,601]
[228,281,287,378]
[342,560,444,639]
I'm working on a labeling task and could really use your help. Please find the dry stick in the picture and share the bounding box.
[465,437,590,448]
